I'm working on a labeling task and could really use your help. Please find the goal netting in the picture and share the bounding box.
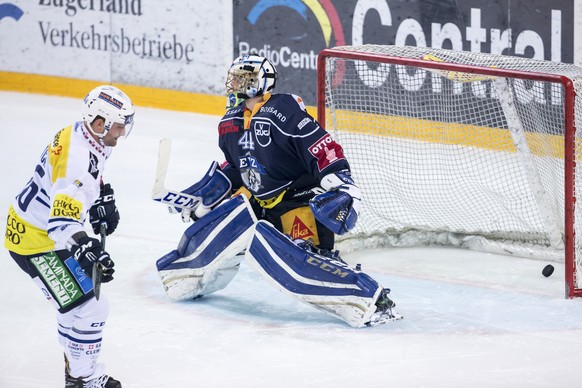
[317,45,582,297]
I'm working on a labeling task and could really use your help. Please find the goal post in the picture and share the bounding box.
[316,45,581,298]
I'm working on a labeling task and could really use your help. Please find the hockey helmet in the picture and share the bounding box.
[225,54,277,100]
[83,85,135,138]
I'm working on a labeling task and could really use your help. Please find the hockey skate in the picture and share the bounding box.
[65,357,122,388]
[366,289,403,326]
[65,373,122,388]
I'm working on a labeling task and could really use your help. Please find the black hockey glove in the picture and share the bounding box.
[89,183,119,236]
[70,235,115,283]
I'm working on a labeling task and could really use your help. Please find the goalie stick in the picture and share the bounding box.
[151,138,202,210]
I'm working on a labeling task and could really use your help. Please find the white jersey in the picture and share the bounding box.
[5,121,111,255]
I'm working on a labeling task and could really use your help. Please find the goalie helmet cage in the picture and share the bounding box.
[317,45,582,298]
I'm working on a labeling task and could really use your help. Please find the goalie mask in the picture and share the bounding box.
[83,85,135,139]
[225,54,277,101]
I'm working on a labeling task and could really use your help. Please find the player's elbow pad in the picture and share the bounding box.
[309,171,362,235]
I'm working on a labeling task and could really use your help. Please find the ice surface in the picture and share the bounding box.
[1,92,582,388]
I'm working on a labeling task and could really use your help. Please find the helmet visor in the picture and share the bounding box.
[123,113,135,138]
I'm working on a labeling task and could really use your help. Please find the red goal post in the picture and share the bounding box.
[316,45,581,298]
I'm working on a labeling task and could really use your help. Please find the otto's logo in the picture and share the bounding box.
[0,3,23,23]
[254,121,271,147]
[308,133,345,172]
[309,134,333,154]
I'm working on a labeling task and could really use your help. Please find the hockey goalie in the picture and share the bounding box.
[152,53,401,328]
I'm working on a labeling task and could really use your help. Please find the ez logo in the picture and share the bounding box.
[238,155,266,174]
[0,3,23,23]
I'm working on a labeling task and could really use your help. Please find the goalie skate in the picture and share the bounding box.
[365,289,403,327]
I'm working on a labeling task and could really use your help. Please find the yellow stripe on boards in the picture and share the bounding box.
[0,71,227,116]
[0,71,319,117]
[331,109,565,159]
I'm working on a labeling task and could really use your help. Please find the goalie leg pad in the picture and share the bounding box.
[156,195,257,301]
[245,220,384,328]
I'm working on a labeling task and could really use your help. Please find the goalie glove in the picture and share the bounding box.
[170,161,232,222]
[309,171,362,235]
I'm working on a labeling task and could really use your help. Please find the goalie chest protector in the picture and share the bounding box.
[218,93,350,201]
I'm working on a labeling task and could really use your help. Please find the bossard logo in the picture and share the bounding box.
[0,3,23,23]
[254,121,271,147]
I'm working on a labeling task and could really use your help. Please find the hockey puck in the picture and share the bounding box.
[542,264,554,278]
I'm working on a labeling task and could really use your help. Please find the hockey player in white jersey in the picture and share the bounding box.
[155,54,401,327]
[4,85,134,388]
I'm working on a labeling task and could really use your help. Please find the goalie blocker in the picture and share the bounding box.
[156,195,400,327]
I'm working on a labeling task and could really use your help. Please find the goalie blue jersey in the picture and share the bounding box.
[218,93,350,201]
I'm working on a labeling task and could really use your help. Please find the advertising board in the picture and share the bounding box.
[0,1,232,95]
[234,0,574,105]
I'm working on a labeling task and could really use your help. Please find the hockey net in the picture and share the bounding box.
[317,45,582,298]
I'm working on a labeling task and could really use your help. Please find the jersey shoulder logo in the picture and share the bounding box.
[308,133,346,172]
[219,119,239,136]
[291,94,307,112]
[88,152,99,179]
